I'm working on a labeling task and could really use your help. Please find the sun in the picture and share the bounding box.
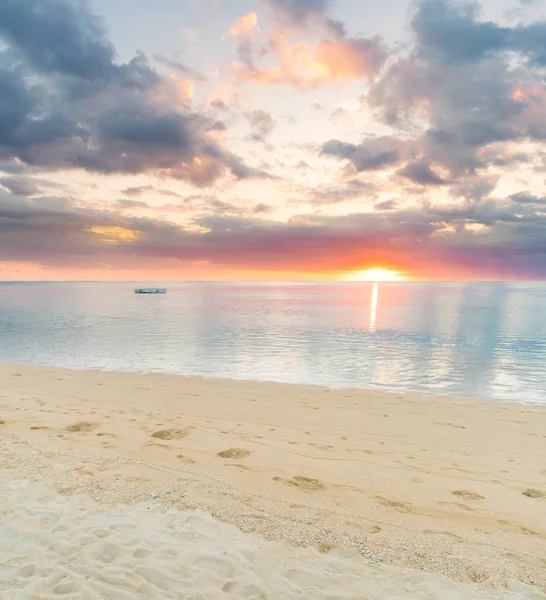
[347,268,405,282]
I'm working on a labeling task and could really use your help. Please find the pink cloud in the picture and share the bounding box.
[232,36,386,88]
[229,13,259,37]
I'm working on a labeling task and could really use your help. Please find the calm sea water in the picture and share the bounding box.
[0,281,545,403]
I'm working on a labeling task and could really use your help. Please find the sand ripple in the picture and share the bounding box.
[0,478,542,600]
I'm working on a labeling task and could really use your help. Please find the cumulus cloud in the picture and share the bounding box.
[315,0,546,189]
[263,0,345,37]
[0,0,262,186]
[232,36,387,88]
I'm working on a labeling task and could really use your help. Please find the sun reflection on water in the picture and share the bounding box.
[370,283,379,332]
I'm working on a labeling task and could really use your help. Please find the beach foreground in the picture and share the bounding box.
[0,364,545,598]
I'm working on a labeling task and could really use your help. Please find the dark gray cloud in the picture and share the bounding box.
[0,0,262,186]
[0,0,117,80]
[0,175,42,196]
[412,0,546,66]
[245,110,277,143]
[263,0,345,36]
[122,186,154,197]
[510,192,546,204]
[121,185,183,199]
[116,199,150,209]
[399,159,448,186]
[411,0,509,64]
[321,137,404,172]
[374,199,398,211]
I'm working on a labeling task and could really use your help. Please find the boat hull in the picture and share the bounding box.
[134,289,167,294]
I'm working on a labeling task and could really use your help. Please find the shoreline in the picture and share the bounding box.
[2,359,543,407]
[1,362,545,595]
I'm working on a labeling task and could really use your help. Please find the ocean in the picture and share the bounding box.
[0,281,545,404]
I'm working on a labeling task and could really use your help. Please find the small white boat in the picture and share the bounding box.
[134,288,167,294]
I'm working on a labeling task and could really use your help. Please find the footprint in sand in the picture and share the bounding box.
[375,496,413,513]
[177,454,197,465]
[151,428,189,440]
[273,476,325,491]
[522,488,545,499]
[452,490,485,501]
[0,420,5,425]
[30,426,50,431]
[224,464,253,471]
[64,421,100,433]
[217,448,252,459]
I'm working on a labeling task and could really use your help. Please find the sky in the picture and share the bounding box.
[1,0,546,281]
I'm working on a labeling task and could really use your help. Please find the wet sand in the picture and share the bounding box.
[0,363,545,598]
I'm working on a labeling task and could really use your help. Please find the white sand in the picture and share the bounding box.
[1,363,545,598]
[0,475,542,600]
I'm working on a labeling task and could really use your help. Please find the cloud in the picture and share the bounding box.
[307,179,375,205]
[398,159,448,186]
[121,185,183,199]
[0,0,263,186]
[253,203,272,213]
[316,0,546,187]
[116,199,150,210]
[0,0,118,80]
[509,192,546,204]
[263,0,345,37]
[4,188,546,278]
[375,199,398,211]
[0,175,42,196]
[228,13,259,69]
[229,12,258,37]
[321,136,406,172]
[245,110,277,142]
[233,37,387,88]
[153,54,207,81]
[411,0,546,67]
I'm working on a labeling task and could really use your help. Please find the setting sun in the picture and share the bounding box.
[347,268,405,282]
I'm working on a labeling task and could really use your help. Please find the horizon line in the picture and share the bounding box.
[1,279,546,284]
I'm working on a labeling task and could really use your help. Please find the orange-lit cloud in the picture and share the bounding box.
[89,226,141,244]
[232,37,386,88]
[229,13,258,37]
[151,75,194,106]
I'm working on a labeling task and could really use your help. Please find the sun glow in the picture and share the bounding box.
[347,268,405,282]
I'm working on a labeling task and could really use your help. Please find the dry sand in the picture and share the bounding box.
[0,363,545,599]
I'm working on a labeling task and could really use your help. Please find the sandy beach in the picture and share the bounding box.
[1,363,545,599]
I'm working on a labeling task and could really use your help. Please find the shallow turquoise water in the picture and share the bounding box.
[1,281,545,403]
